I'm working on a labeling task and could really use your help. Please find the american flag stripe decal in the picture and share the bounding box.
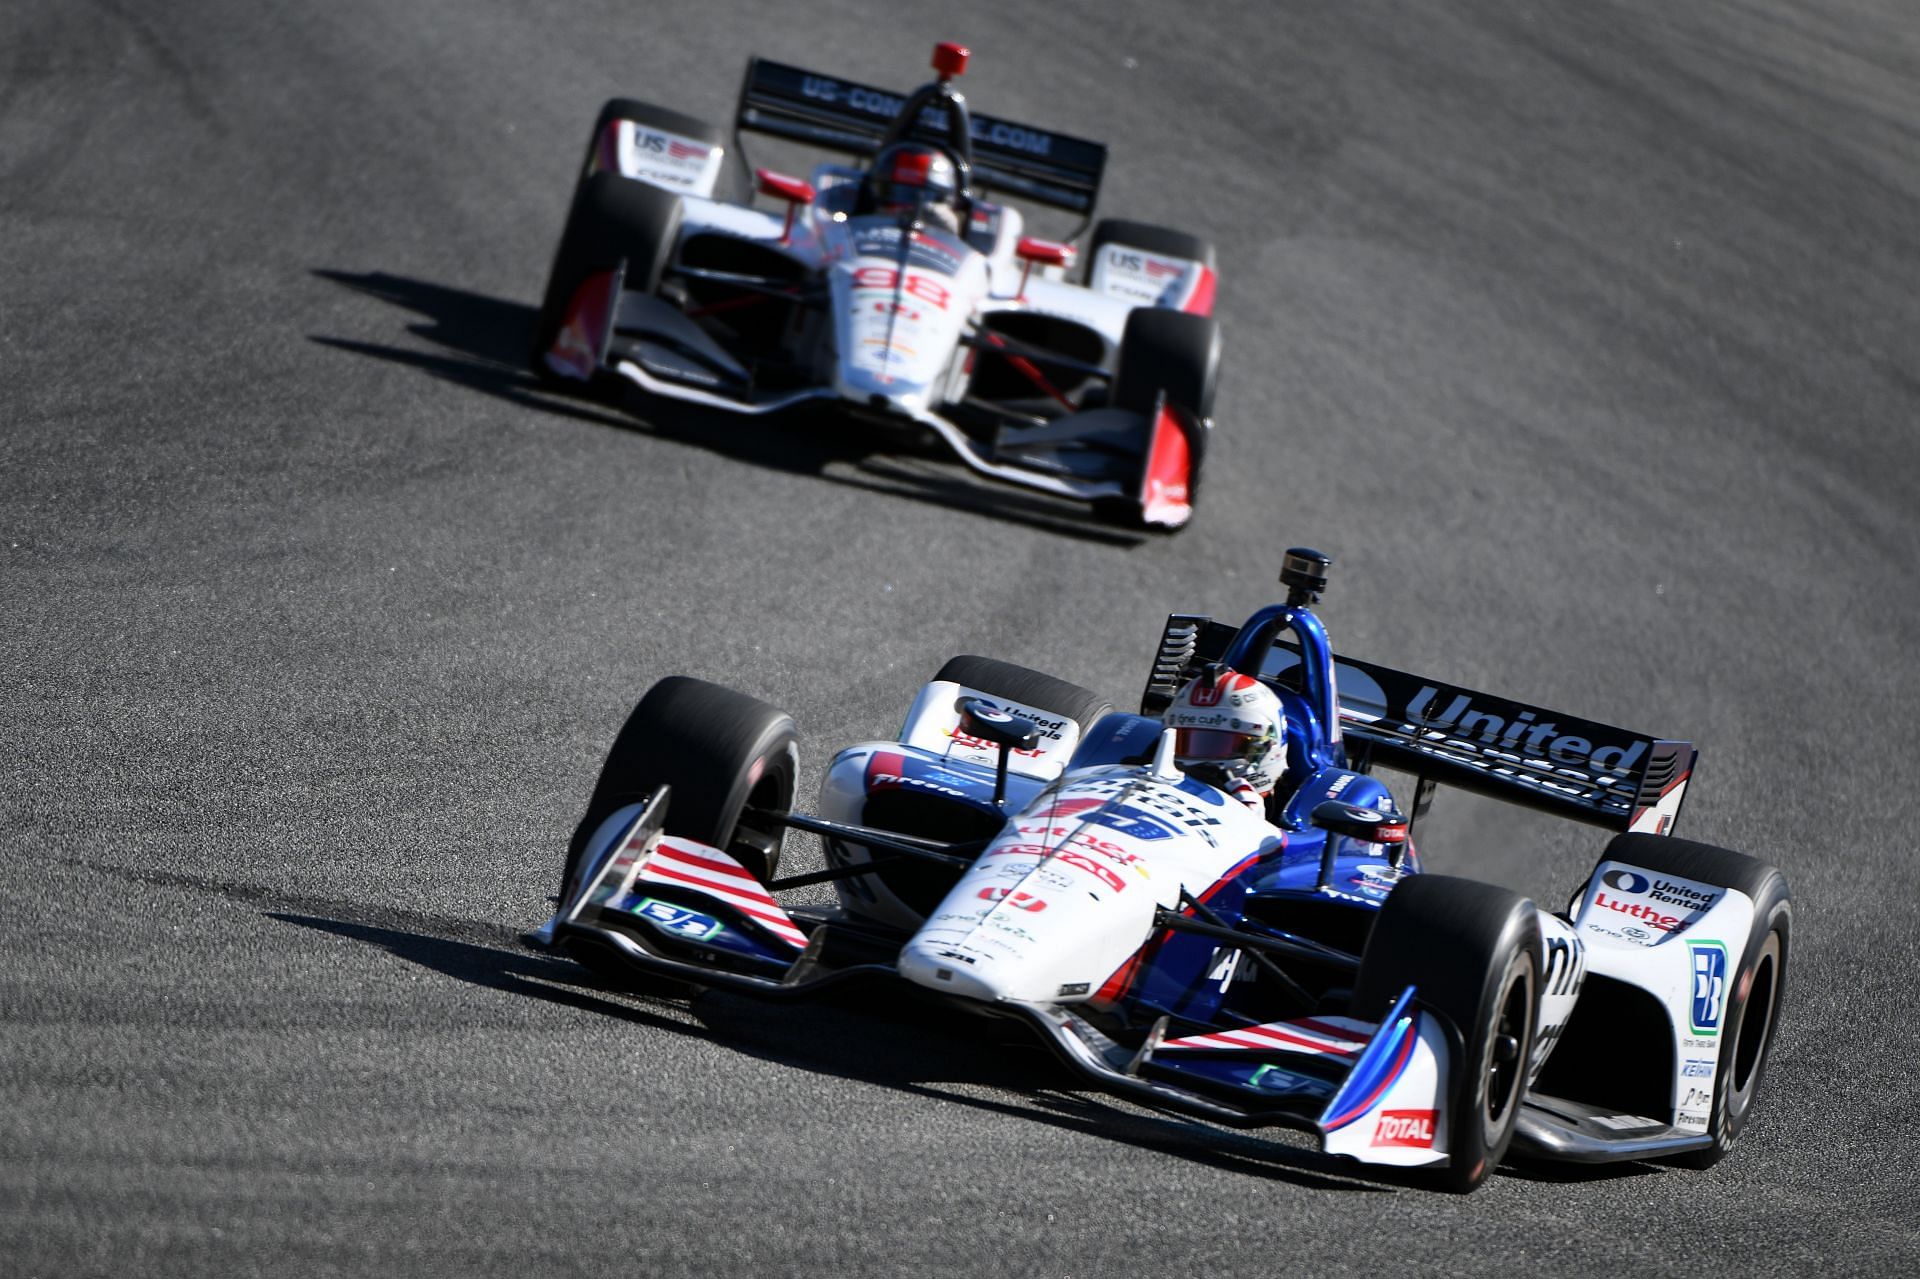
[1158,1016,1372,1057]
[636,838,808,950]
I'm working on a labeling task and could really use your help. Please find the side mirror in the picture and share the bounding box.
[1311,799,1411,889]
[1310,800,1409,846]
[1015,237,1075,299]
[957,697,1041,752]
[756,169,817,243]
[755,169,816,205]
[956,697,1040,808]
[1016,237,1074,268]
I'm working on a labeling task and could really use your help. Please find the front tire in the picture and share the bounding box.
[1353,875,1541,1193]
[1599,833,1790,1168]
[1100,307,1220,530]
[931,656,1112,735]
[563,677,798,898]
[531,171,683,378]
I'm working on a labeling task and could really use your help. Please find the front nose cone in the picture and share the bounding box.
[897,942,1003,1001]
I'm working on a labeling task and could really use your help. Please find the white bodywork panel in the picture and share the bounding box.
[896,678,1086,781]
[1571,859,1757,1132]
[895,765,1274,1003]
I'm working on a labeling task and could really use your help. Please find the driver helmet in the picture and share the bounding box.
[1164,666,1289,796]
[868,142,960,225]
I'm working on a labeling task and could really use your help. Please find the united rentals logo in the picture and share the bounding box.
[1600,868,1721,912]
[1405,686,1645,771]
[1587,865,1722,935]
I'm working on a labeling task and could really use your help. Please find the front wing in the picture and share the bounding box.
[528,794,1465,1171]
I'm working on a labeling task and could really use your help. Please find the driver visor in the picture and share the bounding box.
[1174,727,1258,761]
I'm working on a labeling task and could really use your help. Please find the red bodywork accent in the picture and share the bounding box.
[865,750,909,793]
[1016,237,1075,268]
[546,269,618,380]
[592,122,621,177]
[982,332,1077,412]
[1183,265,1217,317]
[1139,405,1195,527]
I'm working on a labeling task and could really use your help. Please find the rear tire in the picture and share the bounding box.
[931,656,1112,735]
[1597,833,1790,1168]
[563,677,798,897]
[1353,875,1541,1193]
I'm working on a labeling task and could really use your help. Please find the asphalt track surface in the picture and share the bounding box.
[5,1,1919,1274]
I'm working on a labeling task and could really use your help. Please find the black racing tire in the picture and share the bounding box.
[531,170,683,377]
[1087,218,1218,274]
[1097,307,1220,530]
[1353,875,1541,1193]
[931,656,1112,736]
[562,677,798,896]
[1597,833,1791,1169]
[1113,307,1222,422]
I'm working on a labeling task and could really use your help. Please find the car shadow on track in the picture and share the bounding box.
[118,862,1668,1196]
[307,269,1148,547]
[252,906,1474,1191]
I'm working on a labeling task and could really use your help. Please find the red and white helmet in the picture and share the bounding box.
[1164,667,1289,796]
[868,142,960,216]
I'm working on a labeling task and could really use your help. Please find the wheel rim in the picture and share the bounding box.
[1484,960,1536,1131]
[726,742,797,881]
[1728,931,1782,1108]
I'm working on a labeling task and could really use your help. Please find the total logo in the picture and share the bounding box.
[1371,1110,1437,1149]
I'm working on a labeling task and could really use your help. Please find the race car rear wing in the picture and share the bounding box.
[1140,614,1696,836]
[736,58,1109,214]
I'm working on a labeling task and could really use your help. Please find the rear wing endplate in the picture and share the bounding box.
[1140,614,1696,835]
[736,57,1109,214]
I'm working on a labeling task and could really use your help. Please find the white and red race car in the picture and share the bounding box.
[531,43,1221,529]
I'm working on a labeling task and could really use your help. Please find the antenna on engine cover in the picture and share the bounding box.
[1280,547,1331,607]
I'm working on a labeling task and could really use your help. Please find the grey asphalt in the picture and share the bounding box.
[4,0,1918,1274]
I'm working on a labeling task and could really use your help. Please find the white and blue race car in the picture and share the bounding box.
[531,43,1220,529]
[529,549,1790,1191]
